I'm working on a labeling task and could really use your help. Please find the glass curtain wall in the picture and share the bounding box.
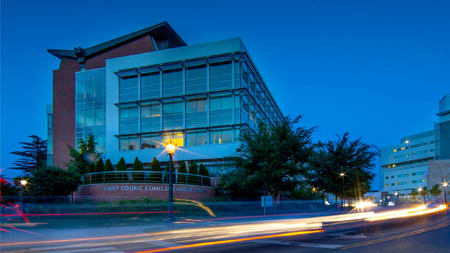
[75,68,106,154]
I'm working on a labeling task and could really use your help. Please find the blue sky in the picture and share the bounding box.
[1,0,450,190]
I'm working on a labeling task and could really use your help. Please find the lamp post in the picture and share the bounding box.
[443,183,448,206]
[166,142,176,222]
[339,173,345,210]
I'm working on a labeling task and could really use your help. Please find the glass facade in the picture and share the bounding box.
[113,53,282,174]
[75,68,106,154]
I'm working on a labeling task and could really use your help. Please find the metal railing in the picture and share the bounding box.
[81,171,216,188]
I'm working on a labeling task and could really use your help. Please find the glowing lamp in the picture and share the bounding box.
[20,180,27,186]
[166,143,176,155]
[418,188,422,192]
[340,173,345,177]
[444,183,448,187]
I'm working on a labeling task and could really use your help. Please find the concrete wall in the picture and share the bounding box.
[427,160,450,200]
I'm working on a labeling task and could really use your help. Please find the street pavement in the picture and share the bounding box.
[1,208,448,253]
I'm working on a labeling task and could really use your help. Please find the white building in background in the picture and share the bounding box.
[380,131,436,194]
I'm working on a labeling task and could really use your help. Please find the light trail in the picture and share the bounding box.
[0,211,180,217]
[135,230,324,253]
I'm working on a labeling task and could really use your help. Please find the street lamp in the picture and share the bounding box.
[443,183,448,206]
[340,173,345,177]
[20,180,27,186]
[166,142,177,222]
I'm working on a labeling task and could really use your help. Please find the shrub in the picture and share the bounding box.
[177,161,187,184]
[149,157,162,183]
[116,158,127,171]
[132,157,144,182]
[94,158,105,183]
[104,159,115,182]
[199,163,211,187]
[188,162,199,185]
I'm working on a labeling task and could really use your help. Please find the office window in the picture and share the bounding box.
[394,156,397,159]
[391,183,394,186]
[186,131,208,146]
[430,149,434,152]
[119,76,138,102]
[162,132,183,147]
[162,69,182,97]
[210,95,233,126]
[386,176,389,179]
[210,128,233,144]
[94,77,104,97]
[85,79,94,98]
[210,61,232,91]
[120,137,138,151]
[422,179,426,183]
[141,72,160,99]
[94,108,105,126]
[186,65,207,94]
[76,81,85,99]
[141,135,160,149]
[391,176,394,179]
[119,106,138,134]
[162,100,183,130]
[234,60,241,88]
[140,103,160,132]
[386,184,389,187]
[186,97,207,128]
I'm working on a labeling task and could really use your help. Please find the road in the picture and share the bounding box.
[1,206,448,253]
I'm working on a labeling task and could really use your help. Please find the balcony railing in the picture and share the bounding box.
[81,171,217,188]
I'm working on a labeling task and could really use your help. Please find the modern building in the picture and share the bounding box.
[380,94,450,195]
[47,22,283,174]
[380,130,435,194]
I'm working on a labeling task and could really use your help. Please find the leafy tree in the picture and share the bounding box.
[429,184,442,196]
[104,158,115,182]
[217,170,260,201]
[66,135,100,175]
[27,166,81,196]
[289,187,325,200]
[9,135,47,175]
[177,161,187,184]
[199,163,211,187]
[188,162,199,185]
[149,157,162,183]
[308,132,379,209]
[224,116,315,201]
[116,157,127,171]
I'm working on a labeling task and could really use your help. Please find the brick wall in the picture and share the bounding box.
[75,183,217,202]
[52,35,156,168]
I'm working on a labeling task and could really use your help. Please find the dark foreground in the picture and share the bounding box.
[1,207,448,253]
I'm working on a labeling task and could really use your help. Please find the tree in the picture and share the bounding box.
[178,161,187,184]
[199,163,211,187]
[116,158,127,171]
[224,116,315,201]
[429,184,442,196]
[95,158,105,172]
[308,132,379,209]
[132,157,144,181]
[188,162,199,185]
[27,166,81,197]
[104,158,115,182]
[93,158,105,183]
[66,135,100,175]
[149,157,162,183]
[9,135,47,175]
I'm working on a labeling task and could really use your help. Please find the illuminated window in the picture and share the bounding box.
[392,164,396,167]
[386,184,389,187]
[388,165,391,168]
[393,149,397,152]
[120,137,138,151]
[422,179,426,183]
[162,132,184,147]
[210,128,233,144]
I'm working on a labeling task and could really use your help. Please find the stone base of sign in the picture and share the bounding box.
[74,183,217,202]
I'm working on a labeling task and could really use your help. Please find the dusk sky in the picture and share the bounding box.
[2,0,450,190]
